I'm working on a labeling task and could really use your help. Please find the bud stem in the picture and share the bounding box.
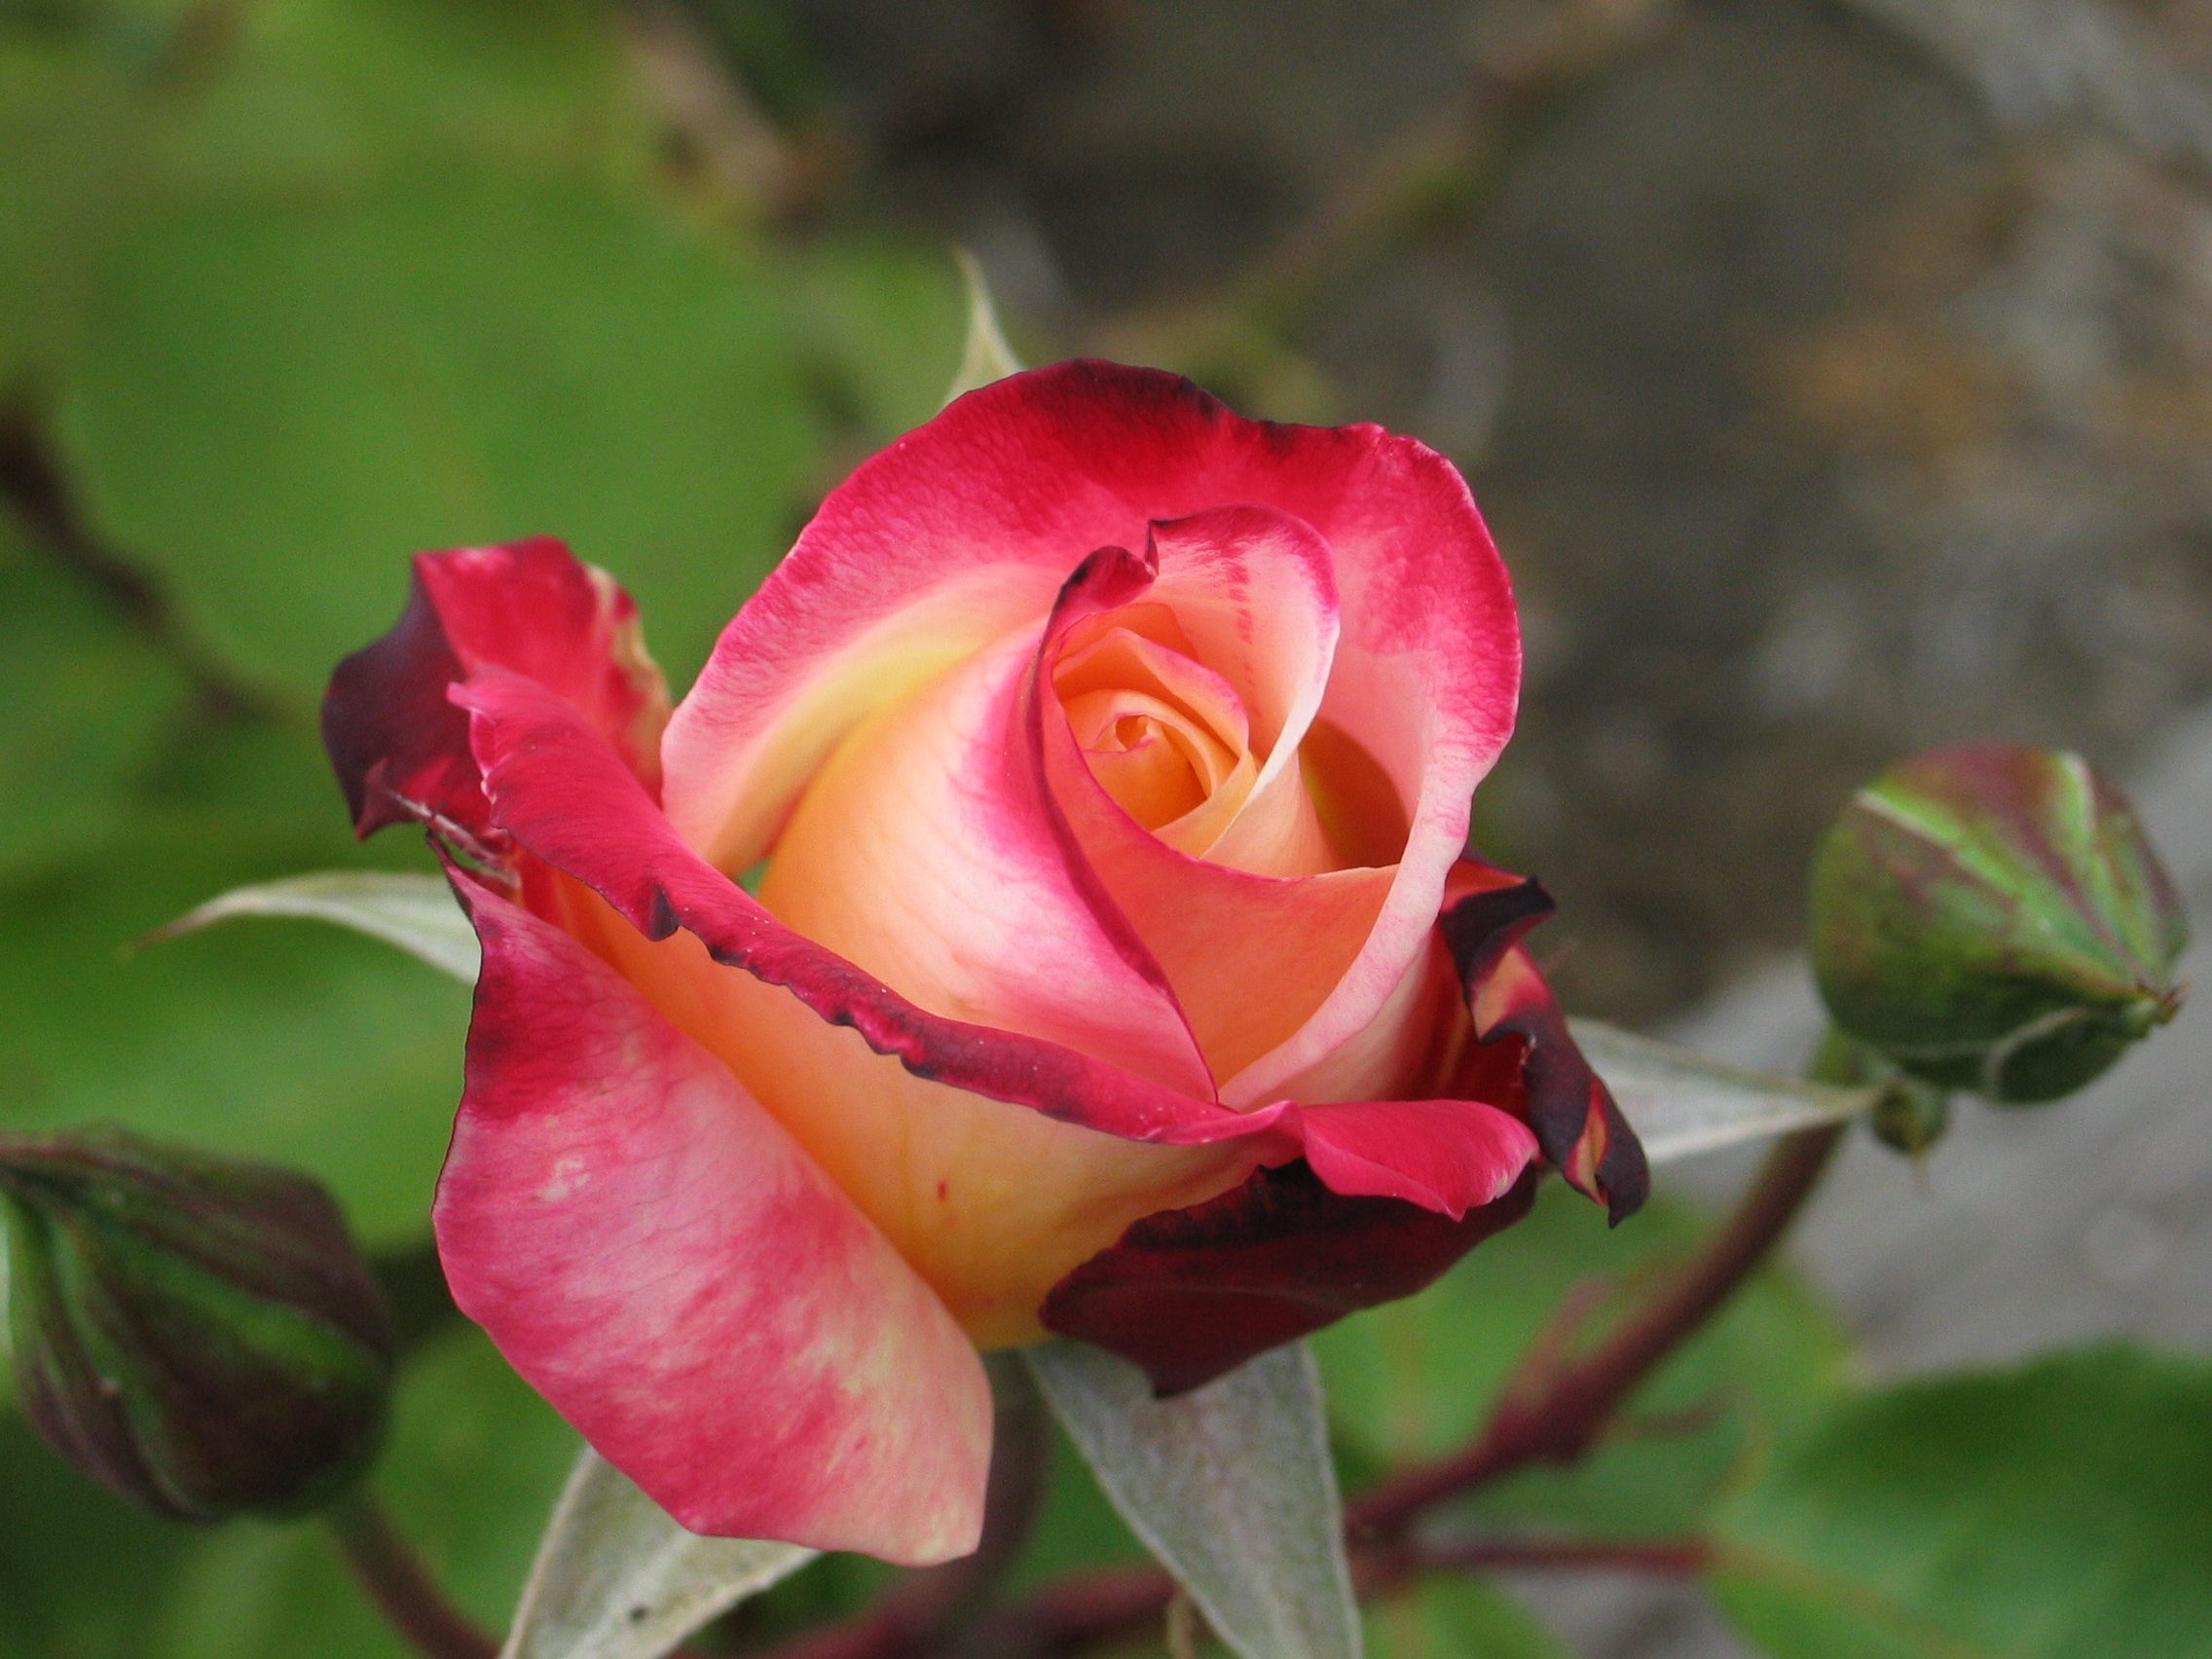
[1345,1117,1847,1535]
[326,1494,498,1659]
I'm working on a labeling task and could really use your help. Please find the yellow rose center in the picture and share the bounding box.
[1050,603,1260,855]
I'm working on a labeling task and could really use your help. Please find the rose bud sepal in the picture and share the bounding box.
[1809,1029,1953,1161]
[1809,743,2187,1105]
[0,1125,396,1523]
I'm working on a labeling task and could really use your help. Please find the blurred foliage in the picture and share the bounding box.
[1713,1346,2212,1659]
[1318,1184,1851,1540]
[0,0,967,1253]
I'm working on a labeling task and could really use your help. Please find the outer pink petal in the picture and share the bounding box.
[435,882,991,1565]
[324,538,668,856]
[1284,1097,1537,1218]
[659,368,1520,1005]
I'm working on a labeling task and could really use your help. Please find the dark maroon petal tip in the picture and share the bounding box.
[1041,1161,1540,1396]
[321,538,668,860]
[1442,871,1650,1223]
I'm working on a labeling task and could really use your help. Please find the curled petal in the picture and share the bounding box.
[456,671,1531,1234]
[756,618,1212,1099]
[1041,1162,1541,1396]
[1036,519,1400,1087]
[435,881,992,1565]
[1285,1096,1537,1218]
[323,538,668,855]
[456,664,1276,1150]
[1441,867,1650,1222]
[660,364,1519,965]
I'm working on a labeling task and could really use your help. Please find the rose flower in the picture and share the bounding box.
[324,362,1646,1567]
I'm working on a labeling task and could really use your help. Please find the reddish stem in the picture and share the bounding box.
[327,1496,498,1659]
[1347,1123,1844,1537]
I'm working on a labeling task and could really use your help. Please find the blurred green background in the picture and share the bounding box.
[5,3,2210,1656]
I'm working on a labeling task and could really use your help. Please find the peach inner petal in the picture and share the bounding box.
[1051,611,1267,848]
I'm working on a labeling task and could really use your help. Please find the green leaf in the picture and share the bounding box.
[56,170,825,693]
[499,1450,816,1659]
[796,237,970,438]
[157,871,479,984]
[1317,1184,1849,1539]
[0,518,190,877]
[0,25,141,385]
[153,0,661,200]
[1027,1340,1362,1659]
[1712,1346,2212,1659]
[0,827,469,1249]
[1365,1578,1574,1659]
[0,0,664,383]
[1573,1020,1881,1164]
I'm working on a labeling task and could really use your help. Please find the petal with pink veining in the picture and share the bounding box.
[756,619,1212,1097]
[1033,520,1393,1089]
[435,882,991,1565]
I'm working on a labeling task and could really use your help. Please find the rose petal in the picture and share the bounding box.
[324,538,668,856]
[458,669,1534,1233]
[1440,867,1651,1222]
[456,664,1280,1150]
[755,619,1213,1098]
[1285,1096,1537,1218]
[435,880,991,1566]
[1040,1162,1540,1396]
[660,366,1519,973]
[1035,525,1394,1088]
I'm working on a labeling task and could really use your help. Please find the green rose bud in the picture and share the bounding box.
[1809,744,2187,1104]
[0,1126,395,1522]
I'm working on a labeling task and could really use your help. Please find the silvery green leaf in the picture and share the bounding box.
[1027,1340,1361,1659]
[1572,1019,1881,1163]
[501,1449,815,1659]
[941,248,1022,405]
[154,871,479,983]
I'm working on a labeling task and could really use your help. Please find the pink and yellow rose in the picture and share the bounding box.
[324,362,1645,1567]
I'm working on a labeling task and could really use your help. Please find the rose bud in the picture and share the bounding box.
[1809,743,2187,1105]
[323,362,1647,1566]
[0,1126,395,1522]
